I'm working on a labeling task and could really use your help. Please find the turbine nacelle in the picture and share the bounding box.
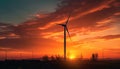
[57,24,66,27]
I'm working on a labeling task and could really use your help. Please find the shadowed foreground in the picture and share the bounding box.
[0,59,120,69]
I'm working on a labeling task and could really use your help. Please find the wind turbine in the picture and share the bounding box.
[57,13,72,60]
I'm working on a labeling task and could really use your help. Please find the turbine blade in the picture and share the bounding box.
[65,12,72,25]
[56,24,63,26]
[65,26,72,41]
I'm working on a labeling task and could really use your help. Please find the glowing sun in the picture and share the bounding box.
[69,55,75,60]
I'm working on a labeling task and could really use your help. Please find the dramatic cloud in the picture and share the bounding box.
[15,0,120,37]
[0,23,14,35]
[0,47,16,51]
[1,0,119,37]
[77,34,120,43]
[0,37,61,50]
[95,34,120,40]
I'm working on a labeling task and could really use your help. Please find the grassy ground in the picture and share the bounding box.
[0,59,120,69]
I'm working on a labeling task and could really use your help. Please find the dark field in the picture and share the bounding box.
[0,59,120,69]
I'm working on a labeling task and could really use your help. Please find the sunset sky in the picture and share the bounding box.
[0,0,120,60]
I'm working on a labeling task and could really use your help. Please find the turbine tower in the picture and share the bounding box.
[58,13,72,60]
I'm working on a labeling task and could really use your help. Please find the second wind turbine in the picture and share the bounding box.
[57,13,72,60]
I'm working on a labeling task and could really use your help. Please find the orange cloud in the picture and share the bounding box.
[94,34,120,40]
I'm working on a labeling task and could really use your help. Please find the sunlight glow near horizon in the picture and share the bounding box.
[69,54,76,60]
